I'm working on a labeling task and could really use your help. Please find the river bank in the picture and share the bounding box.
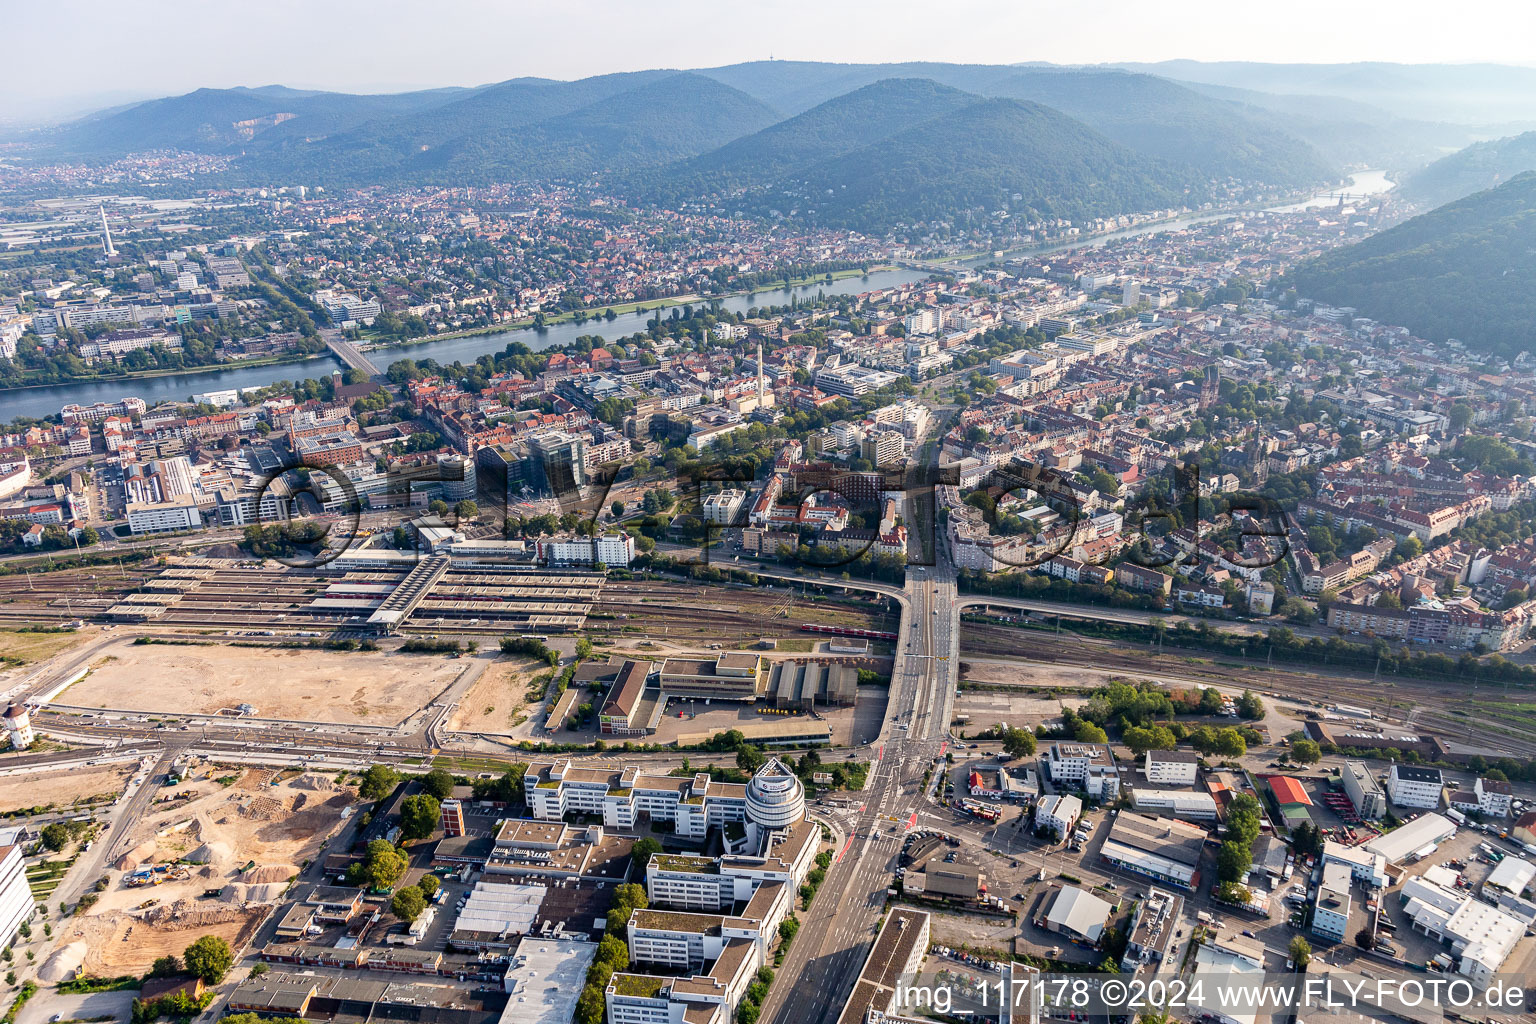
[350,264,889,355]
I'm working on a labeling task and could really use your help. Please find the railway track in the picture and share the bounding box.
[960,620,1536,758]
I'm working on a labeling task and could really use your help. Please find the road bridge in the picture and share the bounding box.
[322,330,382,377]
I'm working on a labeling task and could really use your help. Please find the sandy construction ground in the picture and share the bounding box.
[46,766,354,976]
[0,764,131,814]
[62,642,466,725]
[66,901,268,975]
[960,658,1120,690]
[447,656,549,733]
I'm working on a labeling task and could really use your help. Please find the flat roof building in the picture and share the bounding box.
[1361,812,1456,865]
[1100,813,1205,890]
[501,937,597,1024]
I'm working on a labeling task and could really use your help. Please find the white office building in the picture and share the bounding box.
[701,490,747,526]
[1143,749,1198,787]
[1311,861,1352,942]
[537,532,635,568]
[1044,742,1120,800]
[1035,794,1082,840]
[1342,759,1386,820]
[0,845,33,951]
[1387,764,1444,809]
[1475,777,1514,818]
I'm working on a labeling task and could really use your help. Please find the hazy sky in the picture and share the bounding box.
[7,0,1533,118]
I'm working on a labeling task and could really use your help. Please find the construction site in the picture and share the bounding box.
[41,763,356,978]
[52,640,474,727]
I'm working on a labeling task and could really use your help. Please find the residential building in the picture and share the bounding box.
[701,489,747,526]
[538,533,635,568]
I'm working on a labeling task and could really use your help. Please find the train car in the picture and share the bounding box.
[800,623,898,641]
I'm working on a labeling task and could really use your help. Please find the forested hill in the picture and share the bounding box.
[1400,131,1536,210]
[1286,172,1536,356]
[638,78,977,204]
[34,61,1336,199]
[743,96,1197,234]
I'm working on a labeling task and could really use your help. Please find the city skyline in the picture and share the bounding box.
[5,0,1535,120]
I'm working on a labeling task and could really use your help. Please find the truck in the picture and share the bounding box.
[1197,911,1215,926]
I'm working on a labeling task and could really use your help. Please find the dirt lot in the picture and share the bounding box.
[953,688,1088,731]
[959,659,1122,690]
[61,642,467,725]
[66,901,268,975]
[446,656,549,733]
[45,766,354,976]
[0,764,130,813]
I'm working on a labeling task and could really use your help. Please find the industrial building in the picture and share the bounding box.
[1042,886,1113,945]
[1100,813,1204,889]
[765,660,856,709]
[1361,812,1456,865]
[658,653,763,701]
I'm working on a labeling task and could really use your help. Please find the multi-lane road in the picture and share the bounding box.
[762,549,960,1023]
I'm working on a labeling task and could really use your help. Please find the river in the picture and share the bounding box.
[2,171,1396,422]
[0,267,930,422]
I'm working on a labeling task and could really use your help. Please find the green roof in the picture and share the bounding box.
[652,855,715,874]
[610,974,666,999]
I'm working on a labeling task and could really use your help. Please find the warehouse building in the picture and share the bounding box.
[1100,813,1205,889]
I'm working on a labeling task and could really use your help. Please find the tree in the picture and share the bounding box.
[575,637,593,661]
[1236,690,1265,720]
[1288,935,1312,971]
[39,823,69,852]
[1279,597,1317,624]
[1354,927,1374,949]
[391,886,427,923]
[347,839,408,890]
[183,935,234,983]
[358,764,401,801]
[417,874,440,899]
[1122,725,1176,757]
[1291,822,1324,860]
[149,955,182,977]
[994,723,1037,758]
[421,769,455,800]
[736,743,765,774]
[399,794,441,841]
[1199,688,1224,715]
[1217,841,1253,884]
[611,500,625,519]
[455,500,479,521]
[608,882,649,930]
[1289,739,1322,765]
[631,837,662,871]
